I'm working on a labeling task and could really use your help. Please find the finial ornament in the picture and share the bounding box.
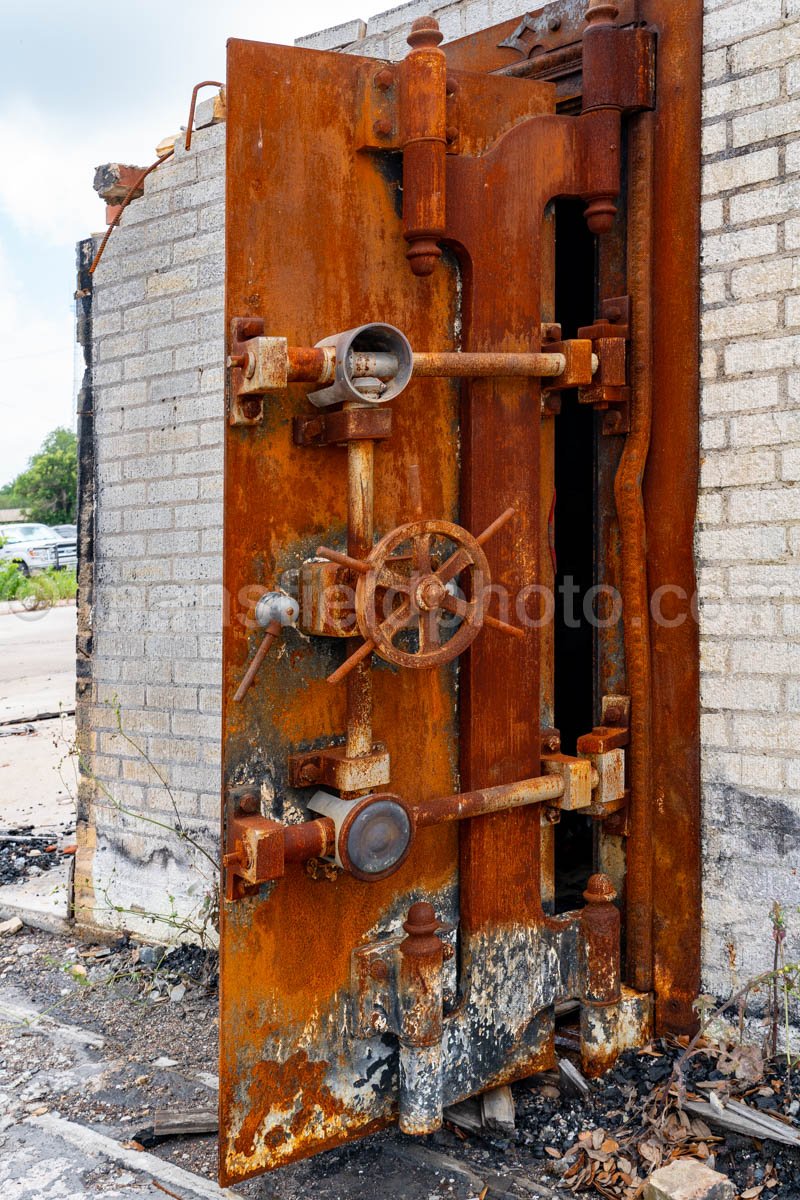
[585,1,619,24]
[407,16,444,49]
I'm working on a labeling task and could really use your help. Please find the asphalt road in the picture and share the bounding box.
[0,604,76,724]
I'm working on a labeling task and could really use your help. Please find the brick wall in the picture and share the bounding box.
[74,120,226,939]
[698,0,800,995]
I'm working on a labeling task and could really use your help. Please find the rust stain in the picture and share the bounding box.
[233,1051,345,1157]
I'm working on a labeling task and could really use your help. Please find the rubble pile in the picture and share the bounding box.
[504,1037,800,1200]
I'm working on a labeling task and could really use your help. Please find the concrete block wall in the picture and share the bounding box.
[698,0,800,995]
[74,121,226,940]
[297,0,528,56]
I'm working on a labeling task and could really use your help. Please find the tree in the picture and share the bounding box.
[11,428,78,525]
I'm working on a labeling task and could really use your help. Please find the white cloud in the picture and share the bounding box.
[0,0,368,483]
[0,238,75,485]
[0,98,107,246]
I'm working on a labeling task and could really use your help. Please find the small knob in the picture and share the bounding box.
[254,591,299,628]
[407,16,444,49]
[585,0,619,24]
[583,872,616,904]
[400,902,447,959]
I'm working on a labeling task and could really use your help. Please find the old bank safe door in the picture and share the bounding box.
[219,0,701,1184]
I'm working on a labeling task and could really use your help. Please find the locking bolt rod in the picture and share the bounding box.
[286,349,571,383]
[287,347,399,384]
[284,818,335,862]
[413,774,567,827]
[226,766,603,891]
[412,351,567,378]
[345,399,375,776]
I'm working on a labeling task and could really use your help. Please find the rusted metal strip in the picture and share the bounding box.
[642,0,702,1035]
[615,110,655,995]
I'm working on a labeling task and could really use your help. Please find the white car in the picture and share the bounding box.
[0,523,78,575]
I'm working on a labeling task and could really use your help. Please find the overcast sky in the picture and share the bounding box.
[0,0,366,486]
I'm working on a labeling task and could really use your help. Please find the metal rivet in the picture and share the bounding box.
[373,118,392,138]
[238,791,259,814]
[547,16,562,31]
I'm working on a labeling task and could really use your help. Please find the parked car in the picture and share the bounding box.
[0,523,78,575]
[52,524,77,540]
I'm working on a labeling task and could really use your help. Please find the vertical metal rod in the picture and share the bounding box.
[615,112,655,993]
[344,403,374,775]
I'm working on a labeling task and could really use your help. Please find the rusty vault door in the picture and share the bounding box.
[219,1,700,1185]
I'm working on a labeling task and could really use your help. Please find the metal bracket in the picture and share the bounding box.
[227,317,267,426]
[577,694,630,821]
[541,752,594,810]
[293,408,393,447]
[541,338,595,392]
[578,297,631,434]
[288,743,391,793]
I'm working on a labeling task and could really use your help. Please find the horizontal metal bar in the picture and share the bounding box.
[285,346,570,383]
[414,774,566,826]
[413,351,566,378]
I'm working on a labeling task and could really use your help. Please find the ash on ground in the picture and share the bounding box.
[0,827,71,885]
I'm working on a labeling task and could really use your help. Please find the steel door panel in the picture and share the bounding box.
[219,39,558,1183]
[217,4,684,1181]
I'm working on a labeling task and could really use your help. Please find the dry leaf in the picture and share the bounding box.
[601,1137,619,1153]
[740,1187,763,1198]
[591,1128,606,1149]
[544,1147,562,1158]
[564,1157,584,1180]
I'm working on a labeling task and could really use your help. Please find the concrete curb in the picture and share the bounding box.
[29,1113,238,1199]
[0,860,72,936]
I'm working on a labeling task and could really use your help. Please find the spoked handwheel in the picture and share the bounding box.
[317,508,524,683]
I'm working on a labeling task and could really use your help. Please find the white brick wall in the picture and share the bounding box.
[77,123,225,940]
[699,0,800,993]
